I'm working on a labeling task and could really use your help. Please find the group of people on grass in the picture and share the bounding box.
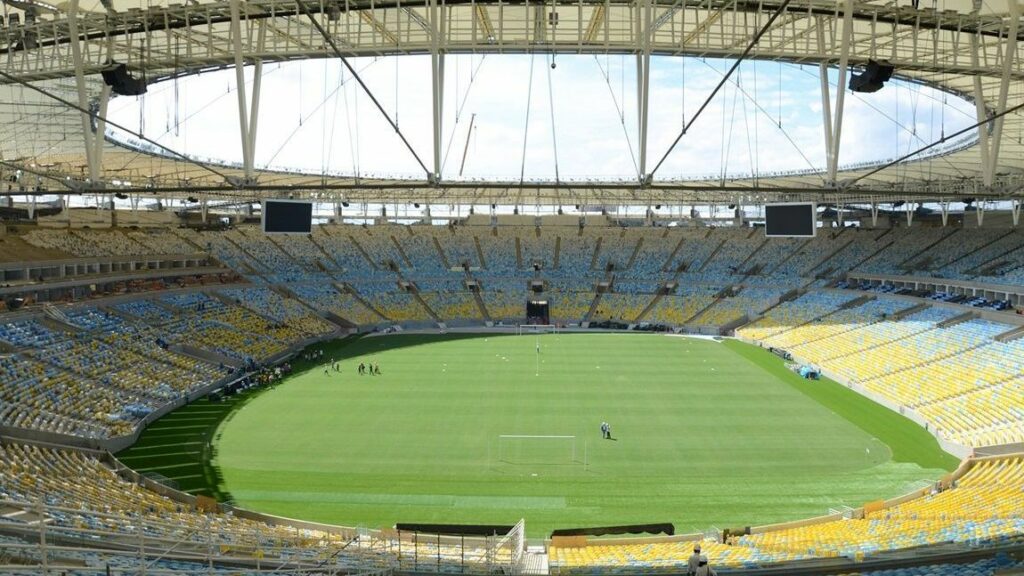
[324,358,343,375]
[358,362,381,375]
[258,363,291,384]
[314,351,380,377]
[315,352,380,375]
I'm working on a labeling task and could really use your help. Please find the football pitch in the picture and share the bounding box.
[120,333,959,537]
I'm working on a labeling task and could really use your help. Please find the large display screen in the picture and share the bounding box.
[263,200,313,234]
[765,203,816,238]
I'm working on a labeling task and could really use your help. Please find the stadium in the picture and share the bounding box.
[1,0,1024,574]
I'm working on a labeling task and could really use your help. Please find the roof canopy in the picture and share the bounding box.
[0,0,1022,206]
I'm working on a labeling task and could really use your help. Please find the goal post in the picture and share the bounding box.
[516,324,558,335]
[518,325,557,374]
[496,435,581,465]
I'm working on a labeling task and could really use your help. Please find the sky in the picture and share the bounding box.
[104,54,978,183]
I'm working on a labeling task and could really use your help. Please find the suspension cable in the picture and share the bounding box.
[547,54,561,183]
[324,62,344,180]
[593,55,640,180]
[519,54,537,185]
[749,62,760,185]
[847,99,1024,187]
[261,60,376,172]
[794,64,968,180]
[696,58,820,180]
[649,0,791,180]
[298,0,430,178]
[721,63,741,184]
[0,69,230,182]
[441,55,488,174]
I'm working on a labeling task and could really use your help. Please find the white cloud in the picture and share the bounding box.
[104,55,977,182]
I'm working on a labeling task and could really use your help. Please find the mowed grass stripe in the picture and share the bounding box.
[119,451,202,460]
[140,422,214,426]
[164,474,206,481]
[153,417,221,423]
[723,340,959,470]
[135,463,199,472]
[202,334,956,536]
[231,491,567,509]
[118,393,250,502]
[130,432,204,439]
[120,442,204,451]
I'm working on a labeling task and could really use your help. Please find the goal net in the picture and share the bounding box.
[496,435,579,465]
[517,324,558,335]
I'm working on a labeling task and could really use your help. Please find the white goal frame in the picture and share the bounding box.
[516,324,559,335]
[495,434,581,465]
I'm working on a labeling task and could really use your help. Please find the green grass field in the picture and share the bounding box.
[118,333,959,537]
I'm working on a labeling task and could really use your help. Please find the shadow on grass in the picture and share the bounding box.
[117,332,529,502]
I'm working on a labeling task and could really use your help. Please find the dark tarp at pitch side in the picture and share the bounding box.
[550,523,675,537]
[394,523,517,537]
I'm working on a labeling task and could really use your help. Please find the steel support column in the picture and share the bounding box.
[985,0,1020,185]
[248,60,263,176]
[816,16,833,174]
[247,22,267,173]
[231,0,254,182]
[430,0,445,183]
[971,34,993,187]
[637,0,652,182]
[827,0,854,185]
[67,0,98,184]
[92,84,112,177]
